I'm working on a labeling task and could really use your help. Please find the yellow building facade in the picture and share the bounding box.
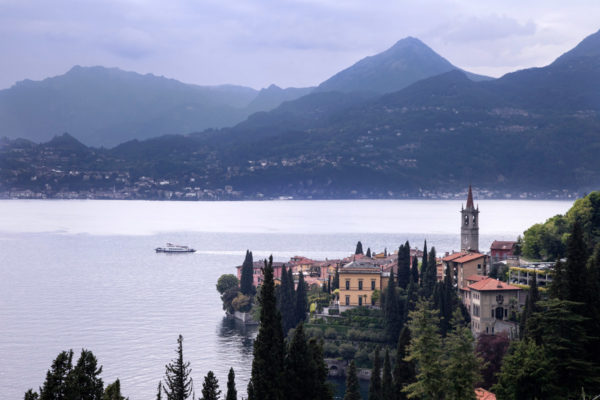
[338,261,382,307]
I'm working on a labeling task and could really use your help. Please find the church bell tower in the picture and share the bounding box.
[461,185,479,252]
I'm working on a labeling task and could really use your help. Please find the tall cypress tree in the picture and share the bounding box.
[384,271,402,343]
[438,262,455,337]
[355,241,364,255]
[397,243,410,290]
[283,323,312,400]
[368,347,382,400]
[392,327,414,400]
[381,350,393,400]
[163,335,194,400]
[521,273,540,340]
[308,338,333,400]
[248,256,284,400]
[156,382,163,400]
[240,250,255,296]
[343,361,361,400]
[410,254,419,286]
[422,247,437,299]
[103,379,126,400]
[366,248,372,258]
[278,265,296,334]
[295,271,308,326]
[332,266,340,291]
[419,241,428,288]
[225,368,237,400]
[200,371,220,400]
[564,221,589,303]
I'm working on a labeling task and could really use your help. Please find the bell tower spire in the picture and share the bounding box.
[461,185,479,252]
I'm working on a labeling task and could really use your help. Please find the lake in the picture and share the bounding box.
[0,199,571,399]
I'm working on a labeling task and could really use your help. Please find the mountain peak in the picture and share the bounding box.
[553,29,600,64]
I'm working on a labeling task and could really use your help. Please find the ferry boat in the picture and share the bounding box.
[155,243,196,253]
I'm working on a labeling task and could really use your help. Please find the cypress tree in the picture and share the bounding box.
[103,379,126,400]
[333,266,340,291]
[200,371,220,400]
[410,254,419,286]
[419,241,428,288]
[403,300,445,400]
[368,347,382,400]
[163,335,194,400]
[248,256,285,400]
[39,349,73,400]
[355,241,364,255]
[295,271,308,326]
[392,327,414,400]
[240,250,255,296]
[384,271,402,343]
[521,273,540,340]
[381,350,393,400]
[307,338,333,400]
[397,243,410,290]
[439,262,455,337]
[549,259,568,300]
[403,279,418,323]
[422,247,437,299]
[278,265,296,334]
[564,221,589,303]
[366,248,372,258]
[283,323,312,400]
[65,349,104,400]
[343,361,361,400]
[225,368,237,400]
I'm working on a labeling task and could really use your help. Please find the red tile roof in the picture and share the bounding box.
[466,274,488,282]
[490,240,517,250]
[442,251,468,262]
[475,388,496,400]
[454,253,486,263]
[469,277,520,291]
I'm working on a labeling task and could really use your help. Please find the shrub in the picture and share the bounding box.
[323,342,339,358]
[339,344,356,361]
[324,328,337,339]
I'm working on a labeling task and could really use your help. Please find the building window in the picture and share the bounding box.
[358,280,363,290]
[496,294,504,304]
[345,296,350,306]
[358,296,363,306]
[477,264,481,270]
[345,280,350,290]
[491,310,494,318]
[371,280,376,290]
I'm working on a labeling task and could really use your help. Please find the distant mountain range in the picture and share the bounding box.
[0,37,488,147]
[1,30,599,199]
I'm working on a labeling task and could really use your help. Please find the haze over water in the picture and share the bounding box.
[0,199,570,399]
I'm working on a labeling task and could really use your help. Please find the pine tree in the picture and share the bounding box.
[444,311,481,400]
[24,389,39,400]
[384,271,402,343]
[419,241,428,288]
[492,339,556,400]
[392,327,414,400]
[355,241,364,255]
[248,256,285,400]
[225,368,237,400]
[240,250,255,296]
[200,371,220,400]
[295,271,308,326]
[343,361,361,400]
[397,243,410,290]
[156,382,163,400]
[65,349,104,400]
[163,335,194,400]
[381,350,393,400]
[368,347,382,400]
[410,254,419,286]
[403,300,445,399]
[39,349,73,400]
[103,379,127,400]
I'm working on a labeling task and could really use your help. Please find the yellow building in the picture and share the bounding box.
[338,260,382,308]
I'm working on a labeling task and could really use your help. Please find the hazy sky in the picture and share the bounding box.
[1,0,599,90]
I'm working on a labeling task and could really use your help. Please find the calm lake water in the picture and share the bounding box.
[0,199,571,399]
